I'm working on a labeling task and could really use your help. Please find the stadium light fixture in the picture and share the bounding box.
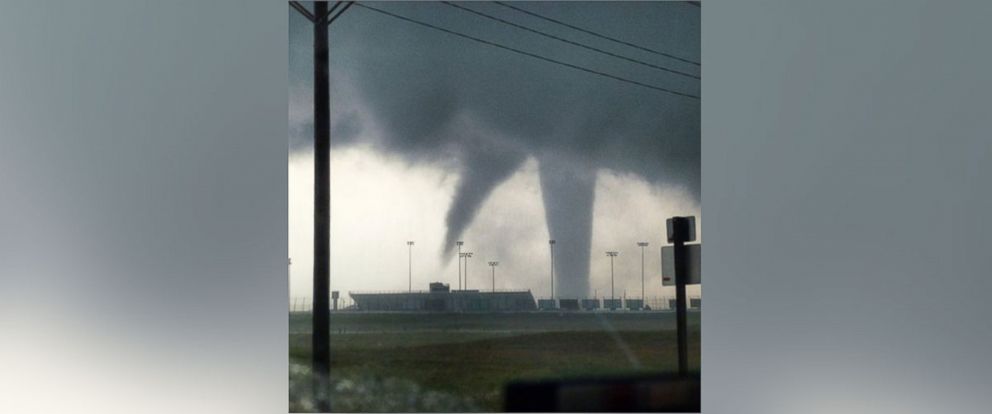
[549,239,556,300]
[456,240,464,290]
[460,252,474,289]
[407,241,414,292]
[606,251,619,310]
[637,242,649,305]
[488,261,499,292]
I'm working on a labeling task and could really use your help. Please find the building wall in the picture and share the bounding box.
[350,291,537,312]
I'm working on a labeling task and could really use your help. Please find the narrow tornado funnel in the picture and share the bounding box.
[441,143,525,259]
[538,155,597,299]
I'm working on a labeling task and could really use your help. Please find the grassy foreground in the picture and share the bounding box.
[289,311,699,412]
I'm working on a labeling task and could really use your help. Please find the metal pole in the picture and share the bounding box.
[672,218,690,377]
[489,261,498,292]
[638,242,648,307]
[407,241,414,292]
[606,251,618,310]
[457,241,463,290]
[549,240,555,301]
[311,2,331,409]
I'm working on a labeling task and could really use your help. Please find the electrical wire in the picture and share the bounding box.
[352,3,700,99]
[440,1,699,80]
[492,1,700,67]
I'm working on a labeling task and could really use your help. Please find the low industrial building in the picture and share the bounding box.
[666,298,701,310]
[349,282,537,312]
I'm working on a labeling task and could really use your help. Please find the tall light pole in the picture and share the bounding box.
[606,251,619,310]
[549,239,556,300]
[638,242,649,304]
[407,241,414,292]
[456,240,464,290]
[460,252,474,289]
[488,261,499,292]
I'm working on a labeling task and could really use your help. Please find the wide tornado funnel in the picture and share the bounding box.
[538,155,597,299]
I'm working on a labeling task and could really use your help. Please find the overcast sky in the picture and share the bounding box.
[289,1,700,301]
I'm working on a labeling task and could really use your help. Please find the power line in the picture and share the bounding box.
[328,1,354,26]
[290,1,353,26]
[289,1,315,23]
[352,3,699,100]
[492,1,700,67]
[440,1,699,80]
[324,1,343,23]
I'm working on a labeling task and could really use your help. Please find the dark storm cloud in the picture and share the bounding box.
[290,1,699,297]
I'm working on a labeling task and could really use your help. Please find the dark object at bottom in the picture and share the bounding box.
[504,373,700,412]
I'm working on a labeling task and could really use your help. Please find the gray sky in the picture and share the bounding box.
[289,1,700,300]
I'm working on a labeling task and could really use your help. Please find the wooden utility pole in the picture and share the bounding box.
[311,2,331,411]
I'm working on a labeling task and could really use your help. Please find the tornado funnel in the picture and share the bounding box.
[538,156,597,299]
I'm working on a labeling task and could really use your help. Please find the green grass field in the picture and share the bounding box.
[289,311,700,412]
